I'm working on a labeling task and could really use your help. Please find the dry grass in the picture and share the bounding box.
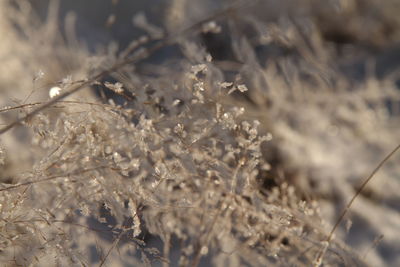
[1,0,400,266]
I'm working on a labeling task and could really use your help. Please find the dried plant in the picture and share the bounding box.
[1,0,400,266]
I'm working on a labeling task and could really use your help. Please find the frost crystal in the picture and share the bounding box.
[202,21,221,34]
[61,75,73,85]
[172,99,181,106]
[113,152,122,163]
[221,112,237,130]
[228,84,248,94]
[105,82,124,94]
[191,64,207,75]
[34,69,44,81]
[174,123,184,134]
[49,86,61,98]
[130,158,140,170]
[237,84,248,92]
[218,82,233,89]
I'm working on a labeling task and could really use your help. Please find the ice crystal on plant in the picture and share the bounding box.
[3,1,398,266]
[104,81,124,94]
[49,86,61,98]
[237,84,248,93]
[191,64,207,75]
[33,69,44,81]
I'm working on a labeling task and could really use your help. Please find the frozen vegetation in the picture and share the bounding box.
[1,0,400,266]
